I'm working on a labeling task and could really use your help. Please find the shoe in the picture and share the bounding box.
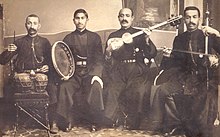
[90,125,98,132]
[1,125,12,135]
[115,125,127,131]
[63,122,72,132]
[0,130,6,136]
[147,124,162,135]
[50,122,59,134]
[163,127,185,136]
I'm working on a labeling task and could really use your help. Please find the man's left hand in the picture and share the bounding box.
[39,65,49,73]
[143,28,152,36]
[202,26,220,37]
[91,76,103,89]
[143,28,152,44]
[209,55,219,68]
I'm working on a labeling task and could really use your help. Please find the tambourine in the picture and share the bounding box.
[51,41,75,79]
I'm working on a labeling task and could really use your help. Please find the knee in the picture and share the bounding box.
[156,85,170,97]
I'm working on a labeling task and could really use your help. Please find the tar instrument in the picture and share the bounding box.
[107,15,182,50]
[51,41,75,79]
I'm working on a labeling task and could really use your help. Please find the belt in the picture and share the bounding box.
[191,70,199,75]
[76,61,87,66]
[121,59,136,63]
[23,69,41,73]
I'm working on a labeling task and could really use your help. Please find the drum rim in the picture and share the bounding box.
[51,41,75,78]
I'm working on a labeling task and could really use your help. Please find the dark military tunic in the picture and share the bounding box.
[56,29,104,126]
[103,27,157,129]
[0,35,51,71]
[151,29,220,137]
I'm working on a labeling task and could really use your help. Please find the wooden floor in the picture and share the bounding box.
[0,98,220,137]
[2,126,186,137]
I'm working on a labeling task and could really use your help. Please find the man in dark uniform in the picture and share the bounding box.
[150,6,220,137]
[104,8,157,130]
[0,14,51,73]
[0,14,59,133]
[56,9,104,132]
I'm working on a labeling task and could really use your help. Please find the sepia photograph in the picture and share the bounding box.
[0,0,220,137]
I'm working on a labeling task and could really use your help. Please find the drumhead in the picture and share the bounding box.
[51,41,75,78]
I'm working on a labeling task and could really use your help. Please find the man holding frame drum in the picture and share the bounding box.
[55,9,104,132]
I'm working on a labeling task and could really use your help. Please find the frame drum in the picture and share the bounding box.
[51,41,75,79]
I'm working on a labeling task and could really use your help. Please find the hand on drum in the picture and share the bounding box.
[61,75,70,81]
[91,76,103,89]
[39,65,49,73]
[8,44,17,52]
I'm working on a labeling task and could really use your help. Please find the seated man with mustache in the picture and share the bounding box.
[0,14,58,134]
[103,8,157,130]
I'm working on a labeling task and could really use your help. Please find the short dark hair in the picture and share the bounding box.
[184,6,200,17]
[73,9,88,18]
[119,8,134,16]
[26,14,40,22]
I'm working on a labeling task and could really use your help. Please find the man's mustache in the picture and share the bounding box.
[121,20,128,23]
[77,23,83,26]
[28,28,37,32]
[188,22,196,26]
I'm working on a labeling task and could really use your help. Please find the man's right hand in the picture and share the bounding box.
[61,75,70,81]
[106,40,114,57]
[162,47,172,57]
[8,44,17,52]
[107,38,124,51]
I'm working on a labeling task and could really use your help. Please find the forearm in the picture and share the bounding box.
[148,39,157,58]
[0,50,16,65]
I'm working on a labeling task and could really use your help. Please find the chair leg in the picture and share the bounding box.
[45,103,51,137]
[13,103,19,137]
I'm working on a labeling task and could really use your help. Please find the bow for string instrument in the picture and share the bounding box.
[158,46,220,68]
[107,15,182,50]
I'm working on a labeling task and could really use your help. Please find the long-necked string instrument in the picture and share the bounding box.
[209,5,220,127]
[107,15,182,50]
[202,4,220,126]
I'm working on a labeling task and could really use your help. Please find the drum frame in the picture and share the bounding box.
[51,41,75,79]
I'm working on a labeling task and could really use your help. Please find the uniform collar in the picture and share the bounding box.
[26,34,39,39]
[186,29,201,39]
[120,26,132,30]
[75,29,87,35]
